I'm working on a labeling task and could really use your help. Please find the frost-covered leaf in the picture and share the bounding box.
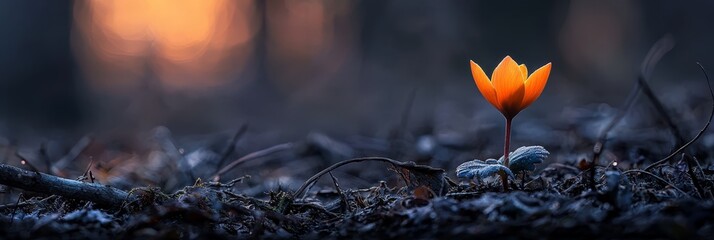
[498,146,549,173]
[456,159,514,180]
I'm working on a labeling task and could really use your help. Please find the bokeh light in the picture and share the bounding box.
[72,0,258,91]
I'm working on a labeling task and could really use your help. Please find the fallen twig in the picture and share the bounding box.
[644,63,714,171]
[623,169,689,197]
[214,124,248,175]
[293,157,445,199]
[591,36,674,191]
[0,163,132,207]
[9,193,22,224]
[78,157,95,182]
[212,143,293,181]
[683,154,705,199]
[638,68,687,147]
[0,195,57,210]
[328,172,349,212]
[52,135,92,176]
[636,35,685,146]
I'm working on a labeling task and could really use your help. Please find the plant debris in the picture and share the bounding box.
[1,40,714,239]
[2,125,714,239]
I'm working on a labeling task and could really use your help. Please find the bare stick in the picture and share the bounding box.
[644,63,714,171]
[212,143,293,181]
[293,157,444,199]
[0,196,57,212]
[214,124,248,174]
[328,172,349,212]
[591,36,674,190]
[0,163,131,207]
[623,169,689,197]
[639,83,686,146]
[9,193,22,224]
[635,36,676,144]
[78,157,95,182]
[294,157,399,199]
[683,154,705,199]
[52,135,92,175]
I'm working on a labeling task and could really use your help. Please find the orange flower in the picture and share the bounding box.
[470,56,551,119]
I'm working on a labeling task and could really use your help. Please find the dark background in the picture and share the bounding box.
[1,0,713,143]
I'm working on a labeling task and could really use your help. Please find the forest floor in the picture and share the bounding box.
[2,40,714,239]
[1,116,714,239]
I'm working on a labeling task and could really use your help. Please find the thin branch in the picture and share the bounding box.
[78,157,95,183]
[0,195,57,210]
[212,143,293,181]
[591,36,674,190]
[623,169,689,197]
[683,154,705,199]
[293,157,444,199]
[52,135,92,175]
[214,124,248,174]
[644,63,714,171]
[638,58,687,147]
[328,172,349,212]
[9,193,23,224]
[294,157,399,199]
[0,163,131,207]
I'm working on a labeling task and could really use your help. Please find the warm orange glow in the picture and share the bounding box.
[470,56,552,119]
[268,0,329,61]
[73,0,258,91]
[265,0,355,96]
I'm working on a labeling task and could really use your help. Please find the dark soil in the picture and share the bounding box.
[1,119,714,240]
[2,48,714,238]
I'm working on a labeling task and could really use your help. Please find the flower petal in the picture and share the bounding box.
[470,60,500,110]
[491,56,526,118]
[521,62,551,108]
[519,64,528,80]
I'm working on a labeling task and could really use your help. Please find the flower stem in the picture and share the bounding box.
[503,117,512,167]
[499,171,509,192]
[500,117,513,191]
